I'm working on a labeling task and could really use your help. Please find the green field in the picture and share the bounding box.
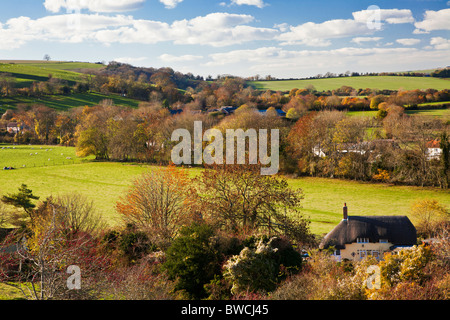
[1,145,448,235]
[250,76,450,92]
[0,144,95,168]
[346,108,450,120]
[0,62,102,88]
[0,92,142,111]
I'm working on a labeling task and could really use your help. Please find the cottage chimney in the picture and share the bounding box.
[343,203,348,220]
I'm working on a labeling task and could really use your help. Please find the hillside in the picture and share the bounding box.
[0,61,104,87]
[250,76,450,92]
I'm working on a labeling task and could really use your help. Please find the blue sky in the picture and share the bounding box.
[0,0,449,78]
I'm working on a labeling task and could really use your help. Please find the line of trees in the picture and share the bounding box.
[0,95,448,187]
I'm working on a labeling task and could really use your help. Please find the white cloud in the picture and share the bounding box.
[430,37,450,50]
[206,46,450,78]
[414,8,450,33]
[44,0,146,13]
[352,8,414,24]
[114,56,147,64]
[278,19,371,47]
[0,12,278,48]
[278,8,415,47]
[159,54,203,62]
[351,37,382,45]
[159,0,183,9]
[231,0,267,8]
[396,38,421,46]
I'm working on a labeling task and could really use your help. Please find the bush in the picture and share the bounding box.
[101,224,157,265]
[223,236,303,295]
[163,223,222,299]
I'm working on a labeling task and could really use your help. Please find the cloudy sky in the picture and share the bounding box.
[0,0,449,78]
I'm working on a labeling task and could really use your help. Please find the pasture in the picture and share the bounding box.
[1,145,449,235]
[346,108,450,120]
[0,62,97,88]
[250,76,450,92]
[0,92,141,111]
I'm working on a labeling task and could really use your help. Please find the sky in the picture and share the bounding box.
[0,0,449,79]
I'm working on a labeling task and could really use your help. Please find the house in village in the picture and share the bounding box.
[319,204,417,261]
[426,139,442,160]
[312,139,398,159]
[6,122,20,134]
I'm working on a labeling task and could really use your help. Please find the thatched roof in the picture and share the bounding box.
[319,216,417,250]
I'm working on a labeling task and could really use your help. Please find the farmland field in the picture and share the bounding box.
[346,108,450,120]
[0,62,100,88]
[250,76,450,92]
[0,92,142,111]
[1,145,448,235]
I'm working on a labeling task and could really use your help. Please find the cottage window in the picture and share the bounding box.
[358,250,366,258]
[357,238,369,243]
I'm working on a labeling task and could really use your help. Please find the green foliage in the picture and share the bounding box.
[223,236,303,295]
[101,224,157,264]
[118,225,157,264]
[1,184,39,219]
[379,245,434,287]
[163,223,221,299]
[286,108,301,120]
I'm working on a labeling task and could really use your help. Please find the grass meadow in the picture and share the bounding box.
[346,107,450,121]
[0,61,103,87]
[1,145,448,235]
[0,92,142,112]
[250,76,450,92]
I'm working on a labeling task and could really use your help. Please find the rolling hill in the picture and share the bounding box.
[0,60,104,88]
[250,76,450,92]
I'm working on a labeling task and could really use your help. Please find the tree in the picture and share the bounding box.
[440,131,449,189]
[286,108,301,121]
[163,223,221,299]
[3,201,111,300]
[1,184,39,224]
[378,245,433,288]
[286,112,318,174]
[194,164,314,244]
[43,54,51,62]
[370,95,384,109]
[52,194,105,236]
[223,236,303,295]
[410,199,449,238]
[116,166,197,247]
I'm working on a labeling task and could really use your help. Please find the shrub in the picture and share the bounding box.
[163,223,222,299]
[223,236,303,295]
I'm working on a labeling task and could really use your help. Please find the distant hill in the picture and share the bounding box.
[249,76,450,92]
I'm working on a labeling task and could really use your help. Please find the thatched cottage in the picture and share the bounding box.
[319,204,417,261]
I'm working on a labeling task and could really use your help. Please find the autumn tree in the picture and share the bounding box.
[75,103,121,160]
[410,199,449,239]
[116,166,197,247]
[286,112,318,174]
[194,164,314,244]
[4,198,111,300]
[440,131,449,189]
